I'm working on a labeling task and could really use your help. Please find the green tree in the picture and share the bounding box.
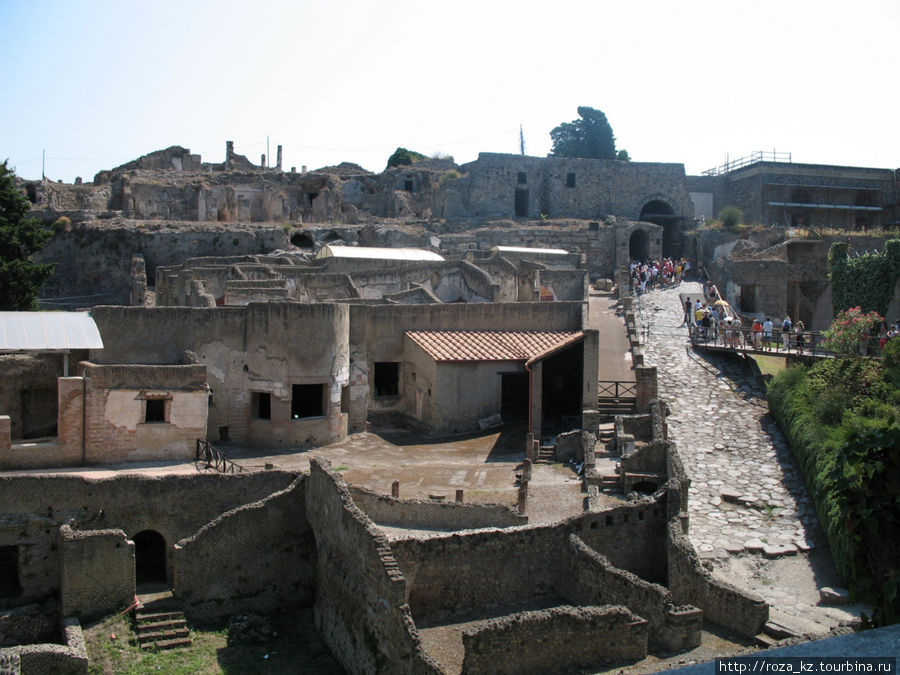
[385,147,426,170]
[0,161,55,310]
[549,106,621,159]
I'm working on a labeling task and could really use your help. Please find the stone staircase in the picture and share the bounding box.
[536,442,556,463]
[133,588,192,652]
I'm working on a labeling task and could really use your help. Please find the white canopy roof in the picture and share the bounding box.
[316,245,444,261]
[491,246,569,255]
[0,312,104,352]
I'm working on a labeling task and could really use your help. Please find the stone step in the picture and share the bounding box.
[763,619,802,640]
[136,618,188,634]
[138,627,190,643]
[135,610,183,624]
[754,633,780,649]
[139,636,192,651]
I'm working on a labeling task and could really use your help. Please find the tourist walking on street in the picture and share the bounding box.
[781,315,792,351]
[762,317,773,350]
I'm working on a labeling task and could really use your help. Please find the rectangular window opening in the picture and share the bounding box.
[292,384,324,419]
[145,399,167,423]
[404,177,414,192]
[741,285,757,313]
[566,172,576,188]
[374,362,400,398]
[251,392,271,420]
[0,545,22,599]
[517,172,527,184]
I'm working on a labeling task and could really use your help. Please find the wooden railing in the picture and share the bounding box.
[598,380,637,399]
[196,439,244,474]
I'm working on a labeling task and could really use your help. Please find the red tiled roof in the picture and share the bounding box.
[405,330,582,362]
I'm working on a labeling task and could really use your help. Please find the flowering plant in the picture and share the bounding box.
[822,307,884,356]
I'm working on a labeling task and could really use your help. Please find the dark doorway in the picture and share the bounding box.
[639,200,681,258]
[21,388,57,439]
[629,229,650,261]
[501,372,529,421]
[540,341,583,434]
[0,546,22,598]
[374,362,400,398]
[133,530,167,584]
[514,188,529,218]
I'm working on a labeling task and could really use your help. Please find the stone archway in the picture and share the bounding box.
[133,530,167,584]
[639,200,681,258]
[629,229,650,262]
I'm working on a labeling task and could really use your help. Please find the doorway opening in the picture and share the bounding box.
[628,229,650,261]
[500,372,529,421]
[133,530,167,584]
[639,200,681,258]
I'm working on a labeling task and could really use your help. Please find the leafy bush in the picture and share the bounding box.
[718,205,743,229]
[828,239,900,316]
[821,307,884,356]
[386,147,426,170]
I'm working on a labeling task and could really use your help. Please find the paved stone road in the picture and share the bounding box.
[636,284,862,631]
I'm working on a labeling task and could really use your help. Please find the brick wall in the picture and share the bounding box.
[305,459,441,674]
[58,525,134,618]
[175,477,316,621]
[0,617,87,675]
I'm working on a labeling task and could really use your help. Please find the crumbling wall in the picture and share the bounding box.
[461,605,647,674]
[0,472,295,603]
[535,268,588,302]
[58,525,134,618]
[175,476,316,621]
[305,460,441,674]
[348,485,526,530]
[562,534,701,651]
[0,617,88,675]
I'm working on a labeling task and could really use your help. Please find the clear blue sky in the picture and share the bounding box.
[2,0,898,183]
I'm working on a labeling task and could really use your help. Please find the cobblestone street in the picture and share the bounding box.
[636,283,862,633]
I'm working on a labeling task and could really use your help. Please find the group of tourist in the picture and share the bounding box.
[629,257,695,294]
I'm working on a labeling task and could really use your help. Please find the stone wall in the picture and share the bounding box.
[562,534,701,651]
[174,476,316,621]
[58,525,134,618]
[90,303,349,446]
[460,605,647,675]
[0,617,87,674]
[0,471,294,602]
[348,485,526,530]
[305,459,441,674]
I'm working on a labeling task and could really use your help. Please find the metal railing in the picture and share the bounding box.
[702,150,792,176]
[196,439,244,473]
[689,325,834,358]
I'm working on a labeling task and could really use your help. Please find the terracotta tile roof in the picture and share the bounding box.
[405,330,582,362]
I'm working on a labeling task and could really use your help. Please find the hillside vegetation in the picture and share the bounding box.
[767,340,900,626]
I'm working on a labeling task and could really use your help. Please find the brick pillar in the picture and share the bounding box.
[635,365,658,413]
[57,377,85,465]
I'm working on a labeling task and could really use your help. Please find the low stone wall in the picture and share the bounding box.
[460,605,647,675]
[348,485,526,531]
[174,477,316,622]
[0,617,88,674]
[563,534,701,651]
[665,440,768,636]
[667,521,768,637]
[306,459,441,674]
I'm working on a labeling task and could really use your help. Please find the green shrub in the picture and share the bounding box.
[768,357,900,625]
[718,205,743,229]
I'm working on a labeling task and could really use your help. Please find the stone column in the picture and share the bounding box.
[261,154,266,168]
[517,480,528,515]
[225,140,234,170]
[391,480,400,498]
[276,145,283,171]
[0,415,10,452]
